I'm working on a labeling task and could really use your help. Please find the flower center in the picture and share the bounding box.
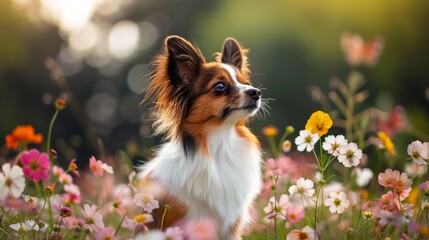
[346,150,354,160]
[412,151,420,159]
[5,178,13,187]
[134,214,147,223]
[298,232,309,240]
[103,237,113,240]
[87,217,94,224]
[305,136,313,144]
[316,123,324,131]
[289,213,296,220]
[30,160,40,170]
[334,198,341,206]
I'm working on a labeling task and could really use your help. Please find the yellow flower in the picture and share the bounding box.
[305,111,333,137]
[407,187,419,207]
[262,125,278,137]
[377,131,396,157]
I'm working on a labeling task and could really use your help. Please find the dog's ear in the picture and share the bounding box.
[220,38,246,71]
[165,36,205,85]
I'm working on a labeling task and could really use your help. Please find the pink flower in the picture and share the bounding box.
[113,193,126,216]
[134,192,159,213]
[53,203,72,217]
[419,181,429,191]
[378,210,405,228]
[52,166,64,177]
[95,227,118,240]
[62,193,81,205]
[165,226,184,240]
[58,173,73,185]
[393,172,412,200]
[378,191,399,212]
[89,156,113,177]
[285,204,305,224]
[82,204,104,232]
[89,156,104,177]
[186,218,218,240]
[378,169,400,188]
[63,217,83,229]
[267,157,289,176]
[287,225,318,240]
[20,149,51,181]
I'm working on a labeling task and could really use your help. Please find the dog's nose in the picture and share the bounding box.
[246,88,261,100]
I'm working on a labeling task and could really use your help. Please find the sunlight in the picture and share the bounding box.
[41,0,95,34]
[108,21,140,59]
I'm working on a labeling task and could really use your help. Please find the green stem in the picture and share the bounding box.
[276,131,290,155]
[94,177,99,205]
[268,136,278,158]
[115,214,127,236]
[46,109,59,153]
[160,205,171,231]
[47,193,54,233]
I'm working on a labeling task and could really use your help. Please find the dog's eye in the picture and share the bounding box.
[213,82,227,93]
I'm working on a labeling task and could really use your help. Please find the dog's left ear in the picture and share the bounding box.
[220,38,248,72]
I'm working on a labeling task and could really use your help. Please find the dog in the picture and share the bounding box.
[138,35,263,239]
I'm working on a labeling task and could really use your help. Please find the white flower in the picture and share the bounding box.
[263,194,290,215]
[0,163,25,200]
[289,178,315,198]
[337,142,362,167]
[405,162,427,177]
[407,140,428,165]
[295,130,319,152]
[9,220,46,232]
[134,192,159,213]
[421,200,429,210]
[324,191,350,214]
[64,184,81,195]
[322,135,348,156]
[102,163,114,174]
[355,168,374,187]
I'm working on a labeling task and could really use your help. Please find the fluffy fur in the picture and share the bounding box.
[138,36,262,239]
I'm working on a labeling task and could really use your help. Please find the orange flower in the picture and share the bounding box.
[262,125,279,137]
[55,98,66,110]
[5,125,43,150]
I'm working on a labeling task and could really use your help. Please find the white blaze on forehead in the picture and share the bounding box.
[221,63,250,90]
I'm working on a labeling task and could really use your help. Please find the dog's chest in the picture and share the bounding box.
[149,127,262,232]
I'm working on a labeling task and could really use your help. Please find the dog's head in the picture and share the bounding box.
[145,36,261,153]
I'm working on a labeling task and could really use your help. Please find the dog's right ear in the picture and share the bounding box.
[165,36,205,85]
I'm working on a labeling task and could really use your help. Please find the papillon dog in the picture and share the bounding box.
[138,35,263,239]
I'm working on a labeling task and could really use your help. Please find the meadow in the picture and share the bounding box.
[1,33,428,240]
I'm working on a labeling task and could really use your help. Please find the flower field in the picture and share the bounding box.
[1,33,429,240]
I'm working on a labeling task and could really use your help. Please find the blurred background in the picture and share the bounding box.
[1,0,428,165]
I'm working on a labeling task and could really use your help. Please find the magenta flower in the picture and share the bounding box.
[20,149,51,182]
